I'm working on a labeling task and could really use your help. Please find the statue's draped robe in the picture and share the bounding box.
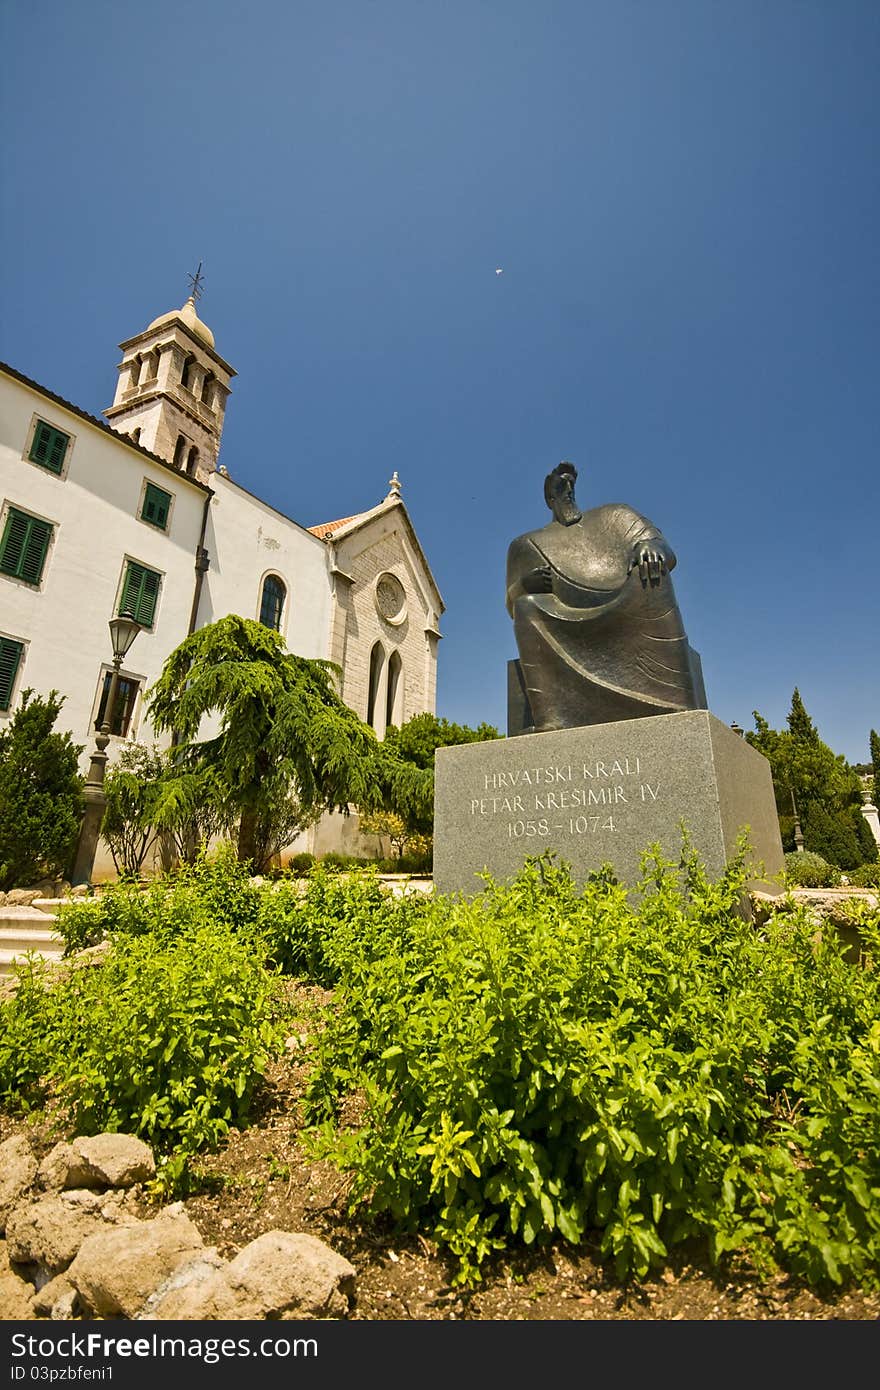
[506,503,706,731]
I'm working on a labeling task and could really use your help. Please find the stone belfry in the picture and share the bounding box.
[104,270,235,483]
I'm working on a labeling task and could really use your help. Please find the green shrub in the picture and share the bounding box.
[0,958,58,1109]
[304,849,880,1290]
[288,852,315,875]
[54,897,109,955]
[56,844,264,951]
[259,865,400,986]
[784,850,841,887]
[319,852,363,872]
[803,803,862,871]
[0,690,83,890]
[101,743,163,877]
[849,863,880,889]
[1,916,283,1191]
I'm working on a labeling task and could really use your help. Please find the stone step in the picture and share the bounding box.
[0,925,64,952]
[0,908,66,974]
[31,897,63,916]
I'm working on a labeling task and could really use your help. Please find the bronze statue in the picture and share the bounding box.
[506,461,706,732]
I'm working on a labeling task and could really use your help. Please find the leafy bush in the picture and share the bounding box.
[849,863,880,889]
[0,958,58,1109]
[0,690,83,890]
[1,915,282,1191]
[803,803,863,870]
[54,843,263,953]
[784,851,841,888]
[101,743,163,876]
[259,865,398,986]
[288,852,315,874]
[304,850,880,1289]
[319,852,364,872]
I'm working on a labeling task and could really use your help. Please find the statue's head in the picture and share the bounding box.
[544,461,581,525]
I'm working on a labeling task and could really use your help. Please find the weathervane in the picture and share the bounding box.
[187,262,205,303]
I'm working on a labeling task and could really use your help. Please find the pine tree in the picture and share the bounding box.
[871,728,880,808]
[147,615,385,871]
[0,690,83,889]
[802,802,861,871]
[787,687,819,743]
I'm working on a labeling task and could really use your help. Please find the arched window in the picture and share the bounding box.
[201,372,215,408]
[130,427,141,444]
[259,574,286,631]
[386,650,403,730]
[180,354,194,390]
[173,435,187,469]
[186,446,199,476]
[366,641,385,731]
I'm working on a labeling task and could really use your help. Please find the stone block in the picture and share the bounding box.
[434,710,784,897]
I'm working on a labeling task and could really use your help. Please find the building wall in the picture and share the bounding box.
[201,475,331,660]
[0,371,207,760]
[331,506,442,738]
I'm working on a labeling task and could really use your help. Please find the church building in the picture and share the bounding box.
[0,290,443,870]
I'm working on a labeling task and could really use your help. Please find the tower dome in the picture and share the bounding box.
[147,295,215,349]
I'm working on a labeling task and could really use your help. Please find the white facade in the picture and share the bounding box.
[0,296,443,874]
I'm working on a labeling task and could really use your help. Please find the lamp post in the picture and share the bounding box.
[71,613,143,886]
[790,785,805,853]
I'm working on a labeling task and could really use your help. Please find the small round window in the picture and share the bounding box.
[375,573,406,624]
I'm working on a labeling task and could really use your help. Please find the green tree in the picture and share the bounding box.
[0,690,83,890]
[376,712,501,836]
[787,687,819,743]
[101,742,164,877]
[746,690,866,868]
[802,802,861,871]
[871,728,880,809]
[384,712,500,770]
[852,805,878,865]
[146,616,384,872]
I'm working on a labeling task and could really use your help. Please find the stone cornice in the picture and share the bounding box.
[118,323,236,377]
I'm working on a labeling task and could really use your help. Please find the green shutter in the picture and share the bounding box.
[120,561,161,626]
[140,482,172,529]
[29,422,69,474]
[0,637,24,711]
[0,509,53,584]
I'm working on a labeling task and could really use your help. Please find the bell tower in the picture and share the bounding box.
[104,274,235,483]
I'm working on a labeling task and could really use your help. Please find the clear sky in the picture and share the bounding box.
[1,1,877,763]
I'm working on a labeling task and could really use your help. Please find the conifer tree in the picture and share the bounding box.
[787,687,819,743]
[0,690,83,889]
[147,615,386,870]
[871,728,880,808]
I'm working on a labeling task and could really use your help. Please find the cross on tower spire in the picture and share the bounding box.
[187,261,205,303]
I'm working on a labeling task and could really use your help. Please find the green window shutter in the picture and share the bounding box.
[0,509,53,584]
[0,637,24,711]
[29,422,69,474]
[120,561,161,626]
[141,482,172,529]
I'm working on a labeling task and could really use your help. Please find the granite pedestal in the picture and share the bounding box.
[433,710,784,897]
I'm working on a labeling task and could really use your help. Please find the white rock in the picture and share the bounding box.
[0,1136,38,1234]
[67,1206,205,1318]
[39,1134,156,1191]
[144,1230,355,1320]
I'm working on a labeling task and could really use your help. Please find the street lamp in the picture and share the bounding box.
[789,785,805,853]
[71,613,143,886]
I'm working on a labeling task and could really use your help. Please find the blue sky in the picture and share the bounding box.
[1,1,877,763]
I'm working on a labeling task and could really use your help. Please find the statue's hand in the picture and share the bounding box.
[627,542,672,585]
[523,564,554,595]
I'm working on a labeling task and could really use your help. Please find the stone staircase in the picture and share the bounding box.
[0,900,66,975]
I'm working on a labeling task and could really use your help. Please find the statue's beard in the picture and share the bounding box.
[554,498,582,526]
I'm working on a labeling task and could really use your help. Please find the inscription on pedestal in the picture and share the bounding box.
[434,711,784,896]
